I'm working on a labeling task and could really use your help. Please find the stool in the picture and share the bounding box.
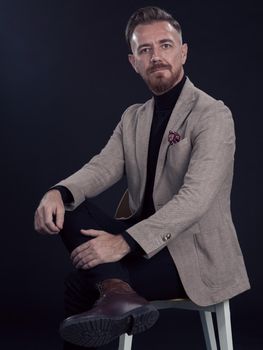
[118,299,233,350]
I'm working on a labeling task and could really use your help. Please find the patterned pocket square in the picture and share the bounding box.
[168,130,181,145]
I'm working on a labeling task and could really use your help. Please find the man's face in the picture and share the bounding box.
[128,21,188,95]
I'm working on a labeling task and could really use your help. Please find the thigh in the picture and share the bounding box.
[64,199,130,233]
[124,247,187,301]
[61,200,131,252]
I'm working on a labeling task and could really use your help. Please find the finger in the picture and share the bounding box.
[45,221,60,233]
[80,229,103,237]
[74,252,95,269]
[43,207,60,233]
[82,259,101,269]
[70,242,90,260]
[34,209,46,232]
[73,249,94,267]
[35,211,54,234]
[55,206,65,230]
[34,211,40,231]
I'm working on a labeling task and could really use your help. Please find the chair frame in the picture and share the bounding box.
[118,299,233,350]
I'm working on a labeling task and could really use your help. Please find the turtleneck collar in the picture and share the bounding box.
[153,75,186,111]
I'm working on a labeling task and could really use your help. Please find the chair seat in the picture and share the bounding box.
[118,299,233,350]
[152,298,218,312]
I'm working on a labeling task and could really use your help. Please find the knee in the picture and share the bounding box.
[62,200,93,229]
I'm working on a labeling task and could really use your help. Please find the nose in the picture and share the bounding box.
[150,48,161,63]
[151,55,161,63]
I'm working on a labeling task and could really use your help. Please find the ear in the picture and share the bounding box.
[128,54,139,73]
[181,43,188,65]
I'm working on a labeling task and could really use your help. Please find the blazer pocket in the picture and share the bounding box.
[166,137,191,177]
[167,137,191,158]
[169,137,189,148]
[193,230,237,288]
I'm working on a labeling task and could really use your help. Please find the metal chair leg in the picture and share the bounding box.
[200,310,218,350]
[215,301,233,350]
[118,333,133,350]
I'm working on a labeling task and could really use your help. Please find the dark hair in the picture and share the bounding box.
[125,6,182,52]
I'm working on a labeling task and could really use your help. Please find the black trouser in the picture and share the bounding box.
[60,200,187,349]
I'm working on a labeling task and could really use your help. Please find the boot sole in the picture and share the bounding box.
[59,304,159,347]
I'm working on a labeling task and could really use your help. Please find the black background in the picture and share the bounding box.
[1,0,262,349]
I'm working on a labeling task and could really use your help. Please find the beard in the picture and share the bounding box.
[144,63,182,95]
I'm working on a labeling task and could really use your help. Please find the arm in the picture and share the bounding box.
[34,105,135,234]
[126,101,236,257]
[51,185,74,204]
[55,114,126,211]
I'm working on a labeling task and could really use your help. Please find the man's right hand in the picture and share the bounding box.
[34,190,65,234]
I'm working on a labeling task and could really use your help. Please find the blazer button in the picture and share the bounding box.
[162,233,171,242]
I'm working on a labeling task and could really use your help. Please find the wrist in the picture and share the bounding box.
[117,234,131,255]
[47,189,61,198]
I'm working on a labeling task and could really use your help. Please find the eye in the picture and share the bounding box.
[139,47,151,54]
[161,43,172,49]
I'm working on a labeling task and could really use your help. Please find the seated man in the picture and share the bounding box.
[34,6,250,349]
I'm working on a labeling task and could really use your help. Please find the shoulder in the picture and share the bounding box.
[184,79,235,138]
[120,98,153,124]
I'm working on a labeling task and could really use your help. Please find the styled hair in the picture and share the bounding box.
[125,6,182,52]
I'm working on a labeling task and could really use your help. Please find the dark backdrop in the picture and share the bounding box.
[1,0,262,349]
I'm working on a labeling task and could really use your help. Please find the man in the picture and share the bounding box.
[34,6,250,349]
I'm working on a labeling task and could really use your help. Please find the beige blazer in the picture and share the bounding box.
[57,78,250,306]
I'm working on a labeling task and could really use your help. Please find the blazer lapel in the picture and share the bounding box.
[135,98,154,203]
[154,78,196,191]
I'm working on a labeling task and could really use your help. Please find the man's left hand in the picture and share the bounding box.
[71,229,131,269]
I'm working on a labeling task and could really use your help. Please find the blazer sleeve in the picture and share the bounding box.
[126,101,236,258]
[53,107,132,210]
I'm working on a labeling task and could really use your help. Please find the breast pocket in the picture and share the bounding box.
[166,137,192,176]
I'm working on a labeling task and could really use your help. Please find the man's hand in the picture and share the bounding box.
[34,190,65,234]
[71,229,131,269]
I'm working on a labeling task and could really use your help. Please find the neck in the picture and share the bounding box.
[152,70,185,96]
[153,75,186,111]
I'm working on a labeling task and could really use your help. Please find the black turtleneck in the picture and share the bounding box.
[154,75,186,111]
[139,75,186,221]
[53,75,186,252]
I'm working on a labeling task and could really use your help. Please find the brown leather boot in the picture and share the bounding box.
[59,278,159,347]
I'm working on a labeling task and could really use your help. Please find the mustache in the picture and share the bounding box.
[147,63,172,74]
